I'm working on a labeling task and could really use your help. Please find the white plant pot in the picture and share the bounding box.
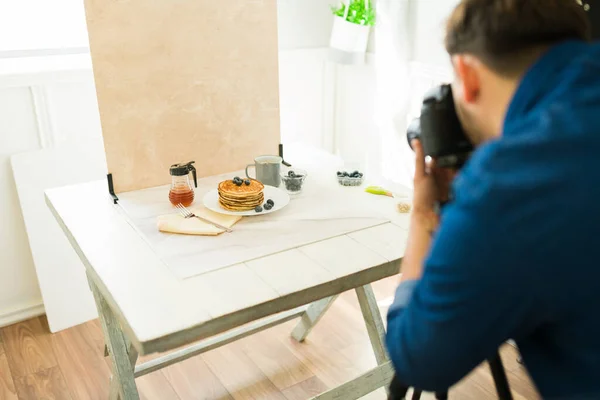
[329,15,371,65]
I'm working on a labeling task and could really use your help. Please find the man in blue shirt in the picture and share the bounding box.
[386,0,600,398]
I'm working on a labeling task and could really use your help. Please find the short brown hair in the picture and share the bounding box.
[445,0,592,76]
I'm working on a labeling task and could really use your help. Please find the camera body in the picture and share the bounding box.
[582,0,600,40]
[407,84,473,168]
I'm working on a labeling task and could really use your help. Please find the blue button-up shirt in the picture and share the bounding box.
[386,41,600,399]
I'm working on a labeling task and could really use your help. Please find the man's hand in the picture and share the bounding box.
[399,140,448,282]
[411,140,440,235]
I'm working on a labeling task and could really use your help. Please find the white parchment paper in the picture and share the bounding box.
[117,170,396,280]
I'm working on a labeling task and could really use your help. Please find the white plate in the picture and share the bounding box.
[203,185,290,216]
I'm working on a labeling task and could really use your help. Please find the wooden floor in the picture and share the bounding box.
[0,277,540,400]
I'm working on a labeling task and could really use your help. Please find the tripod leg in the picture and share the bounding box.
[488,351,513,400]
[387,374,409,399]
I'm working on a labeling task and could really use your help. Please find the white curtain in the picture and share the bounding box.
[373,0,417,188]
[373,0,454,189]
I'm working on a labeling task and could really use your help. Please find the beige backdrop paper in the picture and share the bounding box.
[84,0,281,193]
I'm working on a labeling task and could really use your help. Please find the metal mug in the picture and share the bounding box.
[246,155,282,187]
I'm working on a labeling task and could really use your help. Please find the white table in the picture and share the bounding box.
[45,147,411,400]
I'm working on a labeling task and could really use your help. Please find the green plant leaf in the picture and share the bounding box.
[330,0,376,26]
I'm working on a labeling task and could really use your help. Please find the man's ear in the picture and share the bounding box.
[452,55,480,104]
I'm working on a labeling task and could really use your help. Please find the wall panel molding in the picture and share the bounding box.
[30,86,56,148]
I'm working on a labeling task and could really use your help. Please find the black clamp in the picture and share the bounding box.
[279,144,292,167]
[107,173,119,204]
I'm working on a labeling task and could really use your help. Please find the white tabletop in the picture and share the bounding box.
[45,145,411,355]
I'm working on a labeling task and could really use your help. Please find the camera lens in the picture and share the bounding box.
[406,84,473,168]
[407,119,421,149]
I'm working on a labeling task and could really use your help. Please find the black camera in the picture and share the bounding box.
[407,84,473,168]
[582,0,600,40]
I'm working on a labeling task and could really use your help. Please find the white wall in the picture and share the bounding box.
[0,69,104,325]
[0,0,88,54]
[334,61,377,169]
[277,0,335,49]
[277,0,334,149]
[0,88,44,322]
[277,0,379,162]
[411,0,458,68]
[277,0,377,52]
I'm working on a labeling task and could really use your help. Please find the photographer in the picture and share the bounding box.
[386,0,600,398]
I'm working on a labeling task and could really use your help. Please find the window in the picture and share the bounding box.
[0,0,89,57]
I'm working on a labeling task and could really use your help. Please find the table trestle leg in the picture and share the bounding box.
[291,296,338,342]
[356,284,391,396]
[88,276,140,400]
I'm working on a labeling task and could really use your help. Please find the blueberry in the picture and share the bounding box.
[264,203,273,211]
[245,179,251,186]
[337,171,343,177]
[288,170,296,177]
[351,171,360,178]
[266,199,274,206]
[343,171,349,177]
[255,205,263,213]
[285,179,302,192]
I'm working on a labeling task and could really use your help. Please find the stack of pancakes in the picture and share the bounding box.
[218,179,264,211]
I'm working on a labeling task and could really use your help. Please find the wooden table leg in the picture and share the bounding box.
[356,284,388,364]
[109,340,139,400]
[356,284,390,395]
[291,296,338,342]
[88,277,140,400]
[311,361,395,400]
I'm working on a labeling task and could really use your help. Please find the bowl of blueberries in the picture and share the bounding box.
[337,170,364,186]
[281,169,307,194]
